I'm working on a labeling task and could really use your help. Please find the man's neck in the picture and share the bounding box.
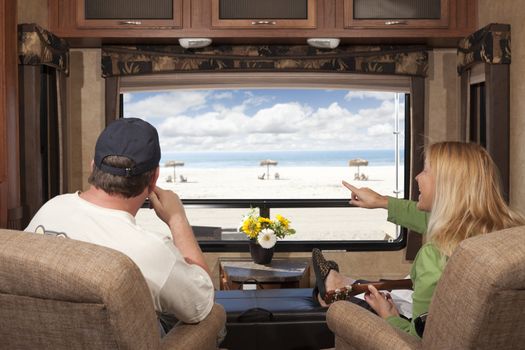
[79,186,147,216]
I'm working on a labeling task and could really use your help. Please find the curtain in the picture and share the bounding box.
[18,23,69,227]
[101,44,428,77]
[457,23,511,74]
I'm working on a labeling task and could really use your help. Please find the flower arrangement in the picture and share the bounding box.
[240,209,296,249]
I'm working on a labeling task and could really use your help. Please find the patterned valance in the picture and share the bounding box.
[18,23,69,74]
[457,23,511,74]
[101,45,428,78]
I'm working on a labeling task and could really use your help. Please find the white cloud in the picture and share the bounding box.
[367,123,394,136]
[124,91,208,120]
[345,91,396,101]
[126,90,405,152]
[212,91,233,100]
[248,103,309,134]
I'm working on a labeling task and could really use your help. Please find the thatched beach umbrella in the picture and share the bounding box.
[260,159,278,180]
[349,158,369,178]
[165,160,184,182]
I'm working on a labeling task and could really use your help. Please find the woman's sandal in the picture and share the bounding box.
[323,279,414,304]
[323,286,355,304]
[312,248,340,304]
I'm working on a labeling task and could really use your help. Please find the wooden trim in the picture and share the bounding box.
[459,70,468,141]
[0,0,20,229]
[405,76,425,261]
[18,66,44,227]
[461,63,510,202]
[105,76,120,125]
[76,0,183,29]
[211,0,316,29]
[0,0,7,185]
[57,71,69,194]
[485,64,510,202]
[120,72,412,92]
[0,0,5,227]
[344,0,451,29]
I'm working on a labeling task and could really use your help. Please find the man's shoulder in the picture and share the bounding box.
[41,192,80,207]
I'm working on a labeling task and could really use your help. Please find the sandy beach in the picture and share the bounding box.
[135,165,405,241]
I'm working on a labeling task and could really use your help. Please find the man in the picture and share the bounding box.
[26,118,214,327]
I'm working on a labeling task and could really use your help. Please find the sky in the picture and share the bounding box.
[123,89,405,153]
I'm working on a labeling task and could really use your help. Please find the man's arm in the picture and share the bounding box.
[149,186,211,277]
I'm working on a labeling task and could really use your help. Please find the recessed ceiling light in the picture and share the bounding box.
[306,38,340,49]
[178,38,213,49]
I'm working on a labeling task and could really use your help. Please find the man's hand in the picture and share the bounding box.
[342,181,388,209]
[149,186,188,228]
[364,285,400,319]
[149,186,211,276]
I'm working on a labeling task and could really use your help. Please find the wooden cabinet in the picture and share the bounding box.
[211,0,316,29]
[48,0,476,46]
[344,0,452,29]
[76,0,182,29]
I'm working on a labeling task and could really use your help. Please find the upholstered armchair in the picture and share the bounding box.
[0,229,226,350]
[327,226,525,350]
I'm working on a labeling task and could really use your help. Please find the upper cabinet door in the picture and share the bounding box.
[344,0,451,29]
[76,0,182,28]
[212,0,316,28]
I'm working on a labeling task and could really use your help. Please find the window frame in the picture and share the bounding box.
[122,72,413,252]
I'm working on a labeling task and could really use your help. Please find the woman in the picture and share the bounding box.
[313,141,525,337]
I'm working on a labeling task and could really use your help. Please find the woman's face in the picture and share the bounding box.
[415,159,436,212]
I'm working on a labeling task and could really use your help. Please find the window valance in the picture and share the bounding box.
[457,23,511,74]
[18,23,69,74]
[101,45,428,78]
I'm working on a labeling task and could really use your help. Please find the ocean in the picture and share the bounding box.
[161,149,404,168]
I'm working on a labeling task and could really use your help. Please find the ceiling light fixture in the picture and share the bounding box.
[306,38,340,49]
[178,38,213,49]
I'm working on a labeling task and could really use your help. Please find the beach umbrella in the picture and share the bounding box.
[348,158,369,178]
[165,160,184,182]
[260,159,278,180]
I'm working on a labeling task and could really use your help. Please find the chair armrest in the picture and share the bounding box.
[326,301,421,350]
[161,303,227,350]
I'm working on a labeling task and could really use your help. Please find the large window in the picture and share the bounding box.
[123,74,409,251]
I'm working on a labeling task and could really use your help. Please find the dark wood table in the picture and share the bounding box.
[219,258,310,290]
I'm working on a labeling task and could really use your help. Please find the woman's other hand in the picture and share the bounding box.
[364,284,400,319]
[342,181,388,209]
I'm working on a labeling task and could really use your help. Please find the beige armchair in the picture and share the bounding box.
[327,225,525,350]
[0,229,226,350]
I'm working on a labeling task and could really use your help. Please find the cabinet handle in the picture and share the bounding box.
[251,20,277,25]
[385,20,408,25]
[119,20,142,25]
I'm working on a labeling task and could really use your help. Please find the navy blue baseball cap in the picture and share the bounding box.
[94,118,161,177]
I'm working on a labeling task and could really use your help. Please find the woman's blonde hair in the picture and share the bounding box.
[426,142,525,257]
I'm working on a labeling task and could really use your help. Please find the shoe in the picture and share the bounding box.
[312,249,339,303]
[323,286,354,304]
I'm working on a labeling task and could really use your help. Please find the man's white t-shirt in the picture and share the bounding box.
[25,192,214,324]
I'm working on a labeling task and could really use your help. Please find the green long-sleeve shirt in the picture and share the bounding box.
[384,197,445,337]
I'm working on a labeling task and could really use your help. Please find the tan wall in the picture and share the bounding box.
[478,0,525,212]
[426,49,461,143]
[67,49,105,191]
[17,0,48,27]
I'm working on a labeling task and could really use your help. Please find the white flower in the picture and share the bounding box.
[257,229,277,249]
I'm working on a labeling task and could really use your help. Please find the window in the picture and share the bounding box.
[123,73,410,251]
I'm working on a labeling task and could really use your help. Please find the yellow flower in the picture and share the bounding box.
[276,214,290,229]
[242,217,261,239]
[240,210,295,241]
